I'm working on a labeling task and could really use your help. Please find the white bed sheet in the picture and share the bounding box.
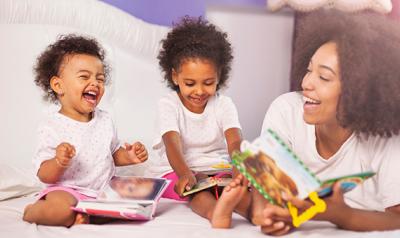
[1,196,399,238]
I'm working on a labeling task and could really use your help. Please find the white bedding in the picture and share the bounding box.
[1,195,400,238]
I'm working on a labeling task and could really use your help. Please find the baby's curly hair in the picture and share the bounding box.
[292,10,400,138]
[34,34,109,103]
[158,16,233,91]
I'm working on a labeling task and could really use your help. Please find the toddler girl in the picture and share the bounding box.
[23,34,148,227]
[150,17,249,227]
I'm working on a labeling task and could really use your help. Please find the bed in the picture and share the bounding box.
[1,0,399,237]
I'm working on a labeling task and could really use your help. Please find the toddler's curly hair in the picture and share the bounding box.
[158,16,233,91]
[34,34,109,102]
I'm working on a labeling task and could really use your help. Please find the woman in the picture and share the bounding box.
[256,10,400,235]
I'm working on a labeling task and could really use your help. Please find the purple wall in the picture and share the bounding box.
[100,0,266,26]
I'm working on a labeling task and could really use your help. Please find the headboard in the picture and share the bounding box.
[0,0,295,177]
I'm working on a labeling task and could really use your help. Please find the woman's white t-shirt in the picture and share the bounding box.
[262,92,400,211]
[149,91,241,177]
[33,109,120,197]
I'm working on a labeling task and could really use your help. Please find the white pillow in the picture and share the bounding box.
[0,164,42,201]
[268,0,392,13]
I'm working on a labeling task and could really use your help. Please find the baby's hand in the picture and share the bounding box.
[125,142,148,164]
[175,172,197,196]
[55,142,75,168]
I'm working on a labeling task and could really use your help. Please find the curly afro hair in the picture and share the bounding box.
[292,10,400,138]
[34,34,109,103]
[157,16,233,91]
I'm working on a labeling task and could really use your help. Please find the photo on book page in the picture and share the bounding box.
[182,177,232,196]
[99,176,168,201]
[72,176,170,220]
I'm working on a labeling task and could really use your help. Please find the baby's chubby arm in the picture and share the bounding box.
[113,142,148,166]
[37,142,75,184]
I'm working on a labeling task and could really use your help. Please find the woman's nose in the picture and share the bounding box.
[301,73,313,91]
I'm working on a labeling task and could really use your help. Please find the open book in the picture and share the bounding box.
[182,177,232,196]
[232,129,375,208]
[190,161,232,175]
[72,176,170,220]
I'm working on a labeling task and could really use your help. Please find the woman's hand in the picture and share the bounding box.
[259,203,293,236]
[258,181,349,235]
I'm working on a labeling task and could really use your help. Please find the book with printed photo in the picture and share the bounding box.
[232,129,375,207]
[182,177,232,196]
[72,176,170,220]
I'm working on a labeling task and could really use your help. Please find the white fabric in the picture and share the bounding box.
[33,109,120,197]
[2,196,400,238]
[261,92,400,211]
[0,164,42,201]
[267,0,392,13]
[149,92,241,176]
[0,0,169,60]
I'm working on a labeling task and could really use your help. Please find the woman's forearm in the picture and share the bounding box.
[327,206,400,231]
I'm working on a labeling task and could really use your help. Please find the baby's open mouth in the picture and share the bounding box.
[83,91,97,104]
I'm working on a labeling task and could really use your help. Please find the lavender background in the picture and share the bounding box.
[100,0,266,26]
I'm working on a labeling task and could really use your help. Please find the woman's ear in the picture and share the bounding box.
[50,76,64,96]
[171,68,178,85]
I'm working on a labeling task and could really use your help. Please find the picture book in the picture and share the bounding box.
[72,176,170,220]
[191,161,233,175]
[232,129,375,208]
[182,177,232,196]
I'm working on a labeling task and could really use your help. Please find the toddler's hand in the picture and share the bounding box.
[125,142,148,164]
[55,142,75,168]
[175,172,197,196]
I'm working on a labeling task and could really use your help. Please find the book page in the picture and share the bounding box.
[317,171,375,197]
[98,176,168,202]
[233,129,321,207]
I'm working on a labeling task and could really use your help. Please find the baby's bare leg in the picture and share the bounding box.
[23,190,79,227]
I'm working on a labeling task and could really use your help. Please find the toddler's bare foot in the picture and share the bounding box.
[211,174,248,228]
[73,213,90,225]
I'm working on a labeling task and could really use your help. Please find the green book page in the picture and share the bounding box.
[317,171,376,197]
[232,129,321,207]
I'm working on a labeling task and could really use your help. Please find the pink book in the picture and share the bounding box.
[72,176,170,220]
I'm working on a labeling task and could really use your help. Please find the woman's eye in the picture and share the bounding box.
[320,76,329,81]
[185,83,194,87]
